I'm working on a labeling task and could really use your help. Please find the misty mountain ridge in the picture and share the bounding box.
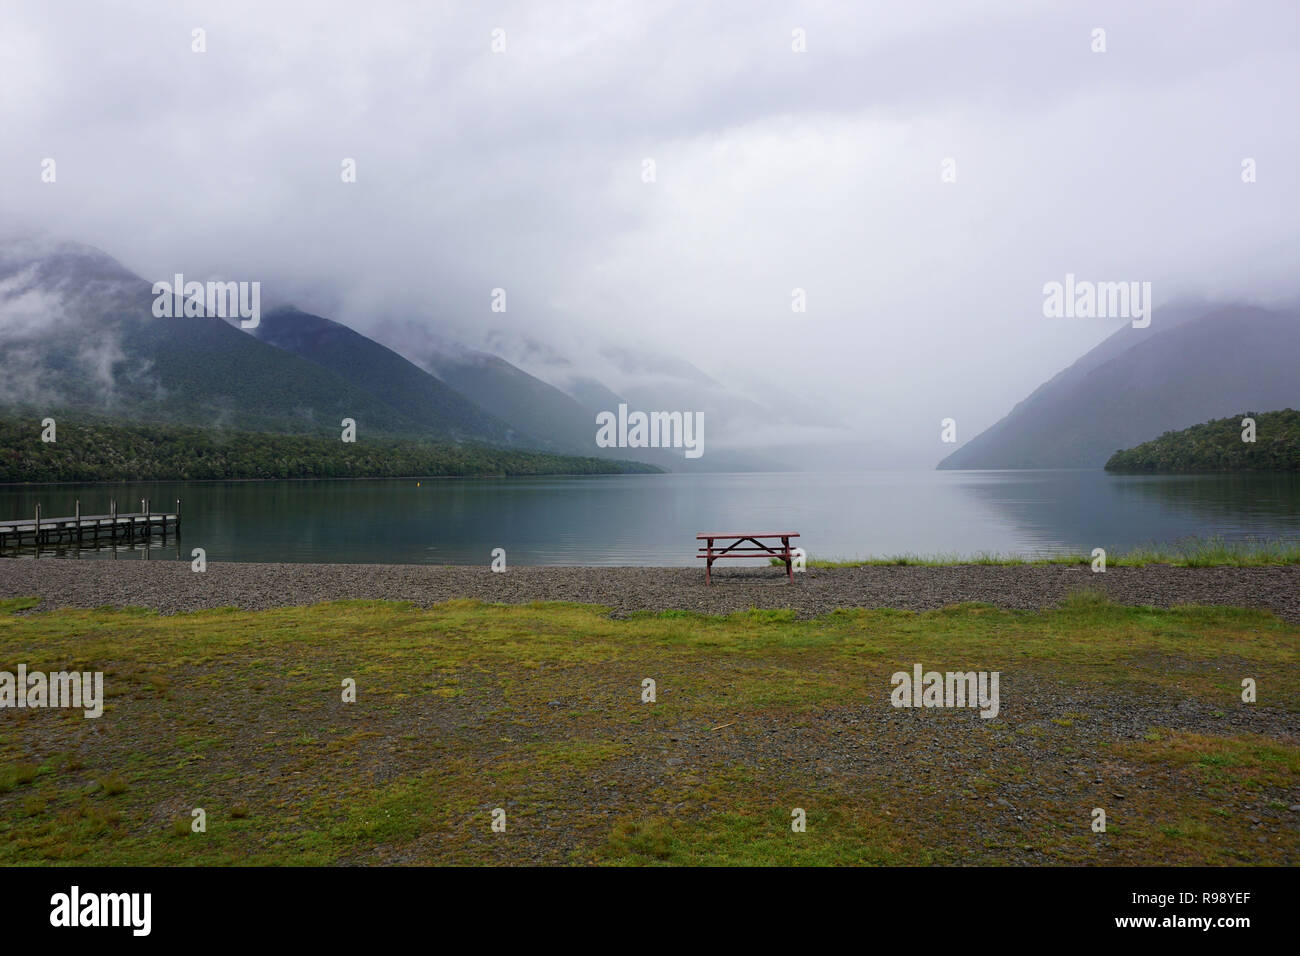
[0,240,470,439]
[0,239,811,469]
[362,312,828,470]
[250,306,527,445]
[938,301,1300,469]
[10,239,1289,476]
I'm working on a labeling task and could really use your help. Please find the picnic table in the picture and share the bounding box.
[696,531,800,584]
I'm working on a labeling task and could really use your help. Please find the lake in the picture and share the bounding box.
[2,470,1299,565]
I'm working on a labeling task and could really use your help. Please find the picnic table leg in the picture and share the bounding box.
[706,538,713,585]
[783,535,793,582]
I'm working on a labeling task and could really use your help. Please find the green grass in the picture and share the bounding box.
[785,535,1300,568]
[1,592,1295,866]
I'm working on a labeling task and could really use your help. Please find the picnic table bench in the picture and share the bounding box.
[697,531,800,584]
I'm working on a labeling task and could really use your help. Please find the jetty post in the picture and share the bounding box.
[1,498,181,552]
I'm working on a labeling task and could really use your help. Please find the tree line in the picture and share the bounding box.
[0,417,662,483]
[1105,409,1300,472]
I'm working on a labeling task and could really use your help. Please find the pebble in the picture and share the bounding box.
[3,561,1299,622]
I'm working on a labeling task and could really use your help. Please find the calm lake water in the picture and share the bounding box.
[2,471,1299,565]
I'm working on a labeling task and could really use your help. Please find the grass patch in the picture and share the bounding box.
[791,535,1300,567]
[0,597,41,614]
[0,593,1295,865]
[0,761,40,793]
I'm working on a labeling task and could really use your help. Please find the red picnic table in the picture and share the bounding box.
[696,531,800,584]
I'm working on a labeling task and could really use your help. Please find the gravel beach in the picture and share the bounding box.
[4,559,1297,866]
[2,559,1299,622]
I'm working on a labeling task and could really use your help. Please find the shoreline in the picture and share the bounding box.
[3,560,1299,623]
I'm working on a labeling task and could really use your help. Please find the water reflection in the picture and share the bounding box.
[956,471,1300,554]
[2,471,1297,565]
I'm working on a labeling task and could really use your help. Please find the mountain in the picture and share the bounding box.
[561,376,628,417]
[415,346,603,454]
[1,237,839,471]
[0,240,478,439]
[363,321,683,462]
[367,321,768,469]
[477,333,812,470]
[937,302,1300,469]
[0,240,564,447]
[1106,409,1300,472]
[251,306,524,444]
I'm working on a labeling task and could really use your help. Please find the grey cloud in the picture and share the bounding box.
[1,0,1296,463]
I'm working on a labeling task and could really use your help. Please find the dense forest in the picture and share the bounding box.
[0,417,661,483]
[1105,409,1300,472]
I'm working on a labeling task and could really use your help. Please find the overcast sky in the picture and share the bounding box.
[2,0,1297,463]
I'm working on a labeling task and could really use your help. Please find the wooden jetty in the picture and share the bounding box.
[0,498,181,549]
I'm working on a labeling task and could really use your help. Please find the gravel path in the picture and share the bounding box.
[2,560,1299,622]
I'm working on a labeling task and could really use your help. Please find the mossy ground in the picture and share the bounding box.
[0,593,1294,865]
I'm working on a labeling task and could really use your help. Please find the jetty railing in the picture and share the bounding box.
[0,498,181,549]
